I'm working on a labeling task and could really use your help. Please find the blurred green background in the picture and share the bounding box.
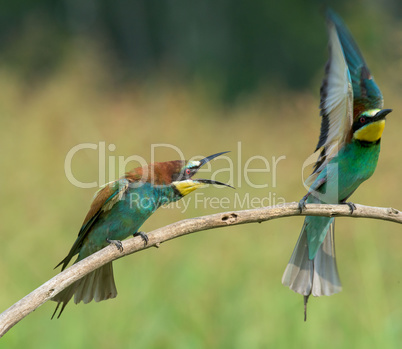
[1,1,402,348]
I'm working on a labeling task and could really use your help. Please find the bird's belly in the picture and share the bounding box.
[337,146,380,200]
[334,144,380,202]
[312,143,380,204]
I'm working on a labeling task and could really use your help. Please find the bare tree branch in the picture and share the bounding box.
[0,202,400,337]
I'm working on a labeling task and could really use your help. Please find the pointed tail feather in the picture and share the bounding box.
[51,281,79,319]
[282,220,341,297]
[51,262,117,318]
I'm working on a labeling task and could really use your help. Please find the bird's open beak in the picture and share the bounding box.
[194,151,234,189]
[195,178,234,188]
[198,151,230,167]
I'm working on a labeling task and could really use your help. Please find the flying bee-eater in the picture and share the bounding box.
[52,151,233,318]
[282,10,392,319]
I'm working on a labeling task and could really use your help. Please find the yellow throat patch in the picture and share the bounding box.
[353,119,385,142]
[173,180,204,196]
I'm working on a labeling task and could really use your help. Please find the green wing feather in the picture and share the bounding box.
[55,179,129,270]
[309,9,384,185]
[327,9,383,114]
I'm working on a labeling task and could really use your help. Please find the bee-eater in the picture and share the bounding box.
[282,10,392,319]
[52,151,233,318]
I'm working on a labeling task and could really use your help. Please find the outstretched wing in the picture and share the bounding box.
[308,10,384,186]
[327,9,383,116]
[307,16,353,185]
[56,178,130,270]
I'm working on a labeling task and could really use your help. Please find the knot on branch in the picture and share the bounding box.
[221,213,238,224]
[388,207,400,215]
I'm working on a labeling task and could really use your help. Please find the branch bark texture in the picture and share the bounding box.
[0,203,400,337]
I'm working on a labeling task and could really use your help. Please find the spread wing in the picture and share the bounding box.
[308,10,384,186]
[56,178,130,270]
[327,9,383,115]
[307,17,353,185]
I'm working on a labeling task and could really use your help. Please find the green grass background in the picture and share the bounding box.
[1,55,402,348]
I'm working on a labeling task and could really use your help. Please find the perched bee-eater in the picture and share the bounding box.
[282,10,392,319]
[52,151,232,318]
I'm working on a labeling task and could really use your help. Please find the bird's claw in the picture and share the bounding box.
[344,202,356,214]
[106,238,123,252]
[298,196,308,213]
[133,231,149,246]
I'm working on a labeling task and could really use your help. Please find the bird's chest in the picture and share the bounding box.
[325,142,381,201]
[338,141,380,183]
[107,185,175,236]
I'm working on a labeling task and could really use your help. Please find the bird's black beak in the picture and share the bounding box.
[195,151,234,189]
[196,178,234,188]
[375,108,392,121]
[198,151,230,167]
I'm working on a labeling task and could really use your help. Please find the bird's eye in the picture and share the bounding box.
[359,117,366,124]
[185,168,191,175]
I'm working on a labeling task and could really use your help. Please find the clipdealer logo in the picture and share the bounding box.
[64,142,287,211]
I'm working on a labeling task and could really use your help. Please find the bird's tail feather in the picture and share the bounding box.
[282,220,341,297]
[51,262,117,318]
